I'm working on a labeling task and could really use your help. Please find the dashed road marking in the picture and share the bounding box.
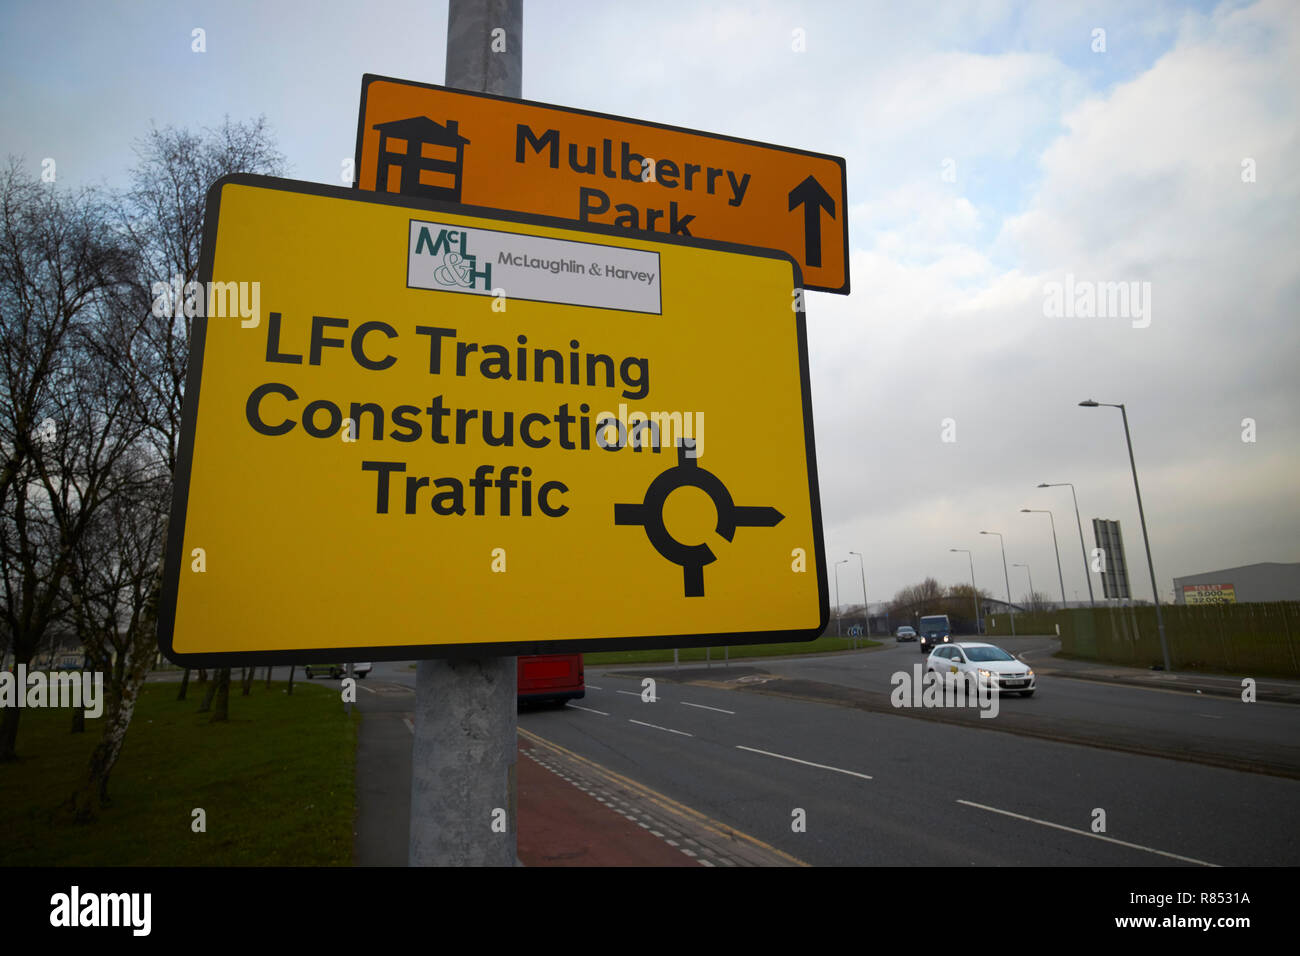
[735,745,872,780]
[682,701,735,714]
[569,704,610,716]
[955,799,1218,866]
[629,719,693,737]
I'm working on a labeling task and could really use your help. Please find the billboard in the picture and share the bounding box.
[1182,584,1236,605]
[1092,518,1132,601]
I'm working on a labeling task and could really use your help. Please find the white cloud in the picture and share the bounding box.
[812,0,1299,602]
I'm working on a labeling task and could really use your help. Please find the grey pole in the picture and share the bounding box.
[849,551,869,636]
[834,559,848,638]
[446,0,522,95]
[1040,482,1095,607]
[981,531,1016,636]
[409,0,522,868]
[1022,508,1067,608]
[950,548,980,634]
[1079,400,1171,672]
[1014,563,1034,610]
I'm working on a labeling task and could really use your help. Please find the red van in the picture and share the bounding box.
[517,654,584,706]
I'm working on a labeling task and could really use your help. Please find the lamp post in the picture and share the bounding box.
[1038,482,1095,607]
[1013,563,1034,611]
[849,551,869,637]
[1021,508,1067,609]
[979,531,1015,636]
[1079,399,1171,672]
[835,559,848,638]
[950,548,981,635]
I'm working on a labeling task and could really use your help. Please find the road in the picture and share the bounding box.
[519,665,1299,866]
[361,650,1300,866]
[682,636,1300,777]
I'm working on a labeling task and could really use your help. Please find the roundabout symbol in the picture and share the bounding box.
[614,441,784,597]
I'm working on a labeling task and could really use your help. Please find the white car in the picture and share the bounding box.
[926,642,1035,696]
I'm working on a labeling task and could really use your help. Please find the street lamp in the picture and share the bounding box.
[979,531,1016,636]
[849,551,869,636]
[950,548,981,635]
[1013,563,1034,610]
[1021,508,1067,608]
[1079,399,1171,671]
[835,559,848,638]
[1037,482,1095,607]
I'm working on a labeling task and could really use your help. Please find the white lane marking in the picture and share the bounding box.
[681,701,735,715]
[402,717,414,734]
[735,745,872,780]
[616,690,642,697]
[955,799,1218,867]
[357,683,377,694]
[585,684,603,691]
[1197,713,1224,719]
[569,704,610,716]
[629,719,693,737]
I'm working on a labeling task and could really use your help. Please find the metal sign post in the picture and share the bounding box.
[410,0,522,867]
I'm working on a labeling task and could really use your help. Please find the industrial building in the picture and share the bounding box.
[1172,562,1300,605]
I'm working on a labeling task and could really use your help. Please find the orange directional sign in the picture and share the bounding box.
[354,74,849,294]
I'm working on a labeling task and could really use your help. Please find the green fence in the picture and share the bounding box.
[984,602,1300,678]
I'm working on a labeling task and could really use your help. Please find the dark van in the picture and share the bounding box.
[917,614,953,654]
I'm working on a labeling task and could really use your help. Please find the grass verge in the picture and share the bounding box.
[0,679,358,866]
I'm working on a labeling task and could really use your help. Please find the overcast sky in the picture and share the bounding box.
[2,0,1295,608]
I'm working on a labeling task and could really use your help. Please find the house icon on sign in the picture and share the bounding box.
[372,116,469,201]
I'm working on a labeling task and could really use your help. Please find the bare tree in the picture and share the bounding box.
[95,118,283,752]
[64,455,169,818]
[1022,590,1055,613]
[115,117,286,474]
[888,577,946,620]
[0,161,137,761]
[211,668,230,722]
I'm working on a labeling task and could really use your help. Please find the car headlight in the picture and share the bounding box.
[1026,668,1034,677]
[978,668,994,678]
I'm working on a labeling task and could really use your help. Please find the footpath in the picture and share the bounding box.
[352,678,800,867]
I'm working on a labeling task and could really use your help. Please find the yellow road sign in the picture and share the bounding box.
[159,176,826,664]
[353,74,849,295]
